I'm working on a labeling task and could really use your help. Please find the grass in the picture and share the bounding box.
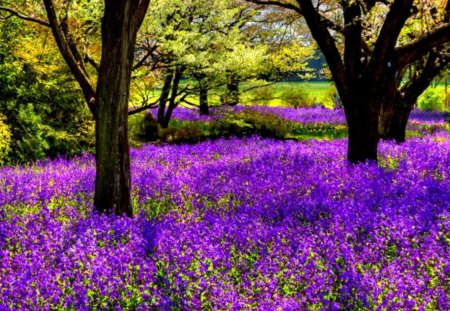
[130,80,336,108]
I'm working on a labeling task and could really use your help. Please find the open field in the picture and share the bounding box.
[131,81,336,108]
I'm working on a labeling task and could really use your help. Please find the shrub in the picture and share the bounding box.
[0,19,94,164]
[418,88,445,111]
[0,114,11,165]
[210,108,292,139]
[281,86,316,108]
[14,104,49,163]
[220,90,239,106]
[321,85,342,109]
[159,122,205,143]
[292,123,348,139]
[129,111,160,143]
[252,86,274,105]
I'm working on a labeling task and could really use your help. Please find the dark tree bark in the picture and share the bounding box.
[199,81,209,115]
[344,87,381,162]
[248,0,450,163]
[161,69,182,127]
[379,52,448,142]
[158,68,182,128]
[378,97,411,143]
[94,1,142,216]
[158,70,174,128]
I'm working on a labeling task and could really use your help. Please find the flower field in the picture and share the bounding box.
[167,106,448,127]
[0,109,450,310]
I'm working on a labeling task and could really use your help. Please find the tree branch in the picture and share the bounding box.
[135,0,151,31]
[370,0,413,76]
[396,24,450,69]
[0,6,50,27]
[84,53,100,72]
[245,0,301,13]
[343,1,363,84]
[42,0,96,115]
[133,45,157,70]
[296,0,348,102]
[401,52,449,104]
[127,100,159,115]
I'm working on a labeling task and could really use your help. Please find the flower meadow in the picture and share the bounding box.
[165,106,448,127]
[1,110,450,310]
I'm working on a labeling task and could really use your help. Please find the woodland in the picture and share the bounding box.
[0,0,449,309]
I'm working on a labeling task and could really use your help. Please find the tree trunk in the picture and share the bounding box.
[344,93,381,163]
[379,51,443,143]
[199,81,209,115]
[379,97,412,143]
[158,70,173,128]
[162,69,182,127]
[445,69,448,107]
[222,78,239,106]
[94,1,140,217]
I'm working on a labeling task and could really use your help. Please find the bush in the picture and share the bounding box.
[281,86,316,108]
[129,111,160,144]
[0,19,94,164]
[159,122,205,143]
[418,88,446,111]
[0,114,11,165]
[252,86,274,105]
[210,108,292,139]
[292,123,348,139]
[321,85,342,109]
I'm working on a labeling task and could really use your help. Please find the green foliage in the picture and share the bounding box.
[13,104,49,163]
[209,109,292,139]
[418,88,446,112]
[159,122,205,144]
[291,123,348,140]
[130,107,349,145]
[251,86,275,106]
[0,19,94,164]
[281,86,316,108]
[321,85,341,109]
[129,112,159,144]
[139,197,178,220]
[0,114,11,165]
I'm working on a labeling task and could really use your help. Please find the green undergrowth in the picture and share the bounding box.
[137,109,349,144]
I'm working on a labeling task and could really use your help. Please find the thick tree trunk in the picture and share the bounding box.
[379,97,412,143]
[94,2,139,217]
[199,82,209,115]
[344,93,381,163]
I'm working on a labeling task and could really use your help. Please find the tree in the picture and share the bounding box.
[379,49,449,142]
[220,4,317,106]
[378,3,450,142]
[247,0,450,163]
[1,0,151,216]
[135,0,268,124]
[0,17,93,164]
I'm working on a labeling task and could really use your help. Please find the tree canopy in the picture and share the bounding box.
[247,0,450,162]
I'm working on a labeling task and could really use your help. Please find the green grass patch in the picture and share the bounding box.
[129,81,336,108]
